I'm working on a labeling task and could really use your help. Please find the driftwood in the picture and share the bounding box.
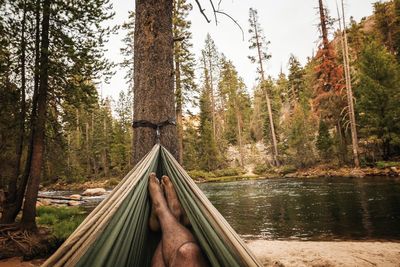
[37,195,83,201]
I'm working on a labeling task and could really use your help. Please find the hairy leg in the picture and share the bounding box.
[151,242,166,267]
[162,175,190,227]
[149,173,160,231]
[148,174,208,267]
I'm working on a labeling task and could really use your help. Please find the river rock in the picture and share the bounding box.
[36,199,51,207]
[69,194,82,200]
[82,188,106,196]
[68,200,81,206]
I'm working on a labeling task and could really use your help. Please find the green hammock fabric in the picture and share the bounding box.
[43,145,262,267]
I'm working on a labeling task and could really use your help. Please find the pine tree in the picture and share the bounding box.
[173,0,197,163]
[121,11,135,90]
[198,86,220,171]
[287,55,305,107]
[356,38,400,160]
[316,119,333,161]
[248,7,280,166]
[133,0,178,164]
[201,34,220,139]
[314,0,348,165]
[218,57,251,166]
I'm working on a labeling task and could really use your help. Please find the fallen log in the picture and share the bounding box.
[37,195,83,201]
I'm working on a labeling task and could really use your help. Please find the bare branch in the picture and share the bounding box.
[209,0,219,25]
[215,10,244,41]
[194,0,244,40]
[194,0,211,23]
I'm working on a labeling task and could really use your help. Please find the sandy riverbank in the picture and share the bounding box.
[1,240,399,267]
[246,240,400,267]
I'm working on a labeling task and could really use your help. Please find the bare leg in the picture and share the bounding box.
[149,174,208,267]
[151,242,166,267]
[149,173,160,231]
[162,176,191,227]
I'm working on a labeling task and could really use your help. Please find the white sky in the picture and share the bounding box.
[100,0,381,102]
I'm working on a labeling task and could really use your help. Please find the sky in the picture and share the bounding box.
[100,0,381,102]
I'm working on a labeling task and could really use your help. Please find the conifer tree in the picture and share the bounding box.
[248,7,280,166]
[201,34,220,139]
[198,85,220,171]
[218,57,251,166]
[356,38,400,159]
[316,119,333,161]
[314,0,348,165]
[173,0,197,163]
[287,55,305,107]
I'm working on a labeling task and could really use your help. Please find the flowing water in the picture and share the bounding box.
[43,176,400,241]
[198,176,400,240]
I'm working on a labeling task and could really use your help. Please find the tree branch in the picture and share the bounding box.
[194,0,211,23]
[194,0,244,40]
[215,10,244,41]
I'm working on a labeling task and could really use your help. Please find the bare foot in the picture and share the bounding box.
[148,173,164,231]
[161,176,190,226]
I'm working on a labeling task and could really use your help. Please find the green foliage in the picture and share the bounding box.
[183,117,200,170]
[316,120,333,161]
[187,170,216,180]
[198,87,221,171]
[213,167,245,177]
[37,207,86,241]
[283,104,317,167]
[218,57,251,146]
[355,37,400,159]
[375,161,400,169]
[287,55,306,105]
[253,164,271,175]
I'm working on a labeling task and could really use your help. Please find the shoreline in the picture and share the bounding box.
[1,239,399,267]
[246,240,400,267]
[42,165,400,191]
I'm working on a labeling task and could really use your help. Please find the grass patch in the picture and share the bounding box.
[37,206,86,242]
[212,167,245,177]
[375,161,400,169]
[187,170,216,180]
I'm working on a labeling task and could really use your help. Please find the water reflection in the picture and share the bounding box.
[198,177,400,240]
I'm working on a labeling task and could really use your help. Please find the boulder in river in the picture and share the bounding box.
[82,188,106,196]
[68,200,81,206]
[69,194,82,200]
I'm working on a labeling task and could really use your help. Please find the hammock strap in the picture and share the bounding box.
[132,119,176,143]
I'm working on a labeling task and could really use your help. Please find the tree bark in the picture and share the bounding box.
[175,45,184,164]
[1,0,40,224]
[318,0,329,50]
[339,0,360,168]
[21,0,51,230]
[133,0,178,164]
[2,0,27,223]
[250,10,280,166]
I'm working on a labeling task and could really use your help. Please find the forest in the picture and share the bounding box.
[1,0,400,224]
[3,0,398,183]
[0,0,400,265]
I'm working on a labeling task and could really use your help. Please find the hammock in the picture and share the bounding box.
[43,145,262,267]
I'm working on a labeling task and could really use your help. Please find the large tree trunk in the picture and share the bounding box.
[1,0,40,224]
[318,0,329,50]
[132,0,178,164]
[175,54,184,164]
[21,0,51,230]
[339,0,360,168]
[2,0,27,224]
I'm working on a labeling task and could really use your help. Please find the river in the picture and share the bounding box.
[42,176,400,241]
[198,176,400,240]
